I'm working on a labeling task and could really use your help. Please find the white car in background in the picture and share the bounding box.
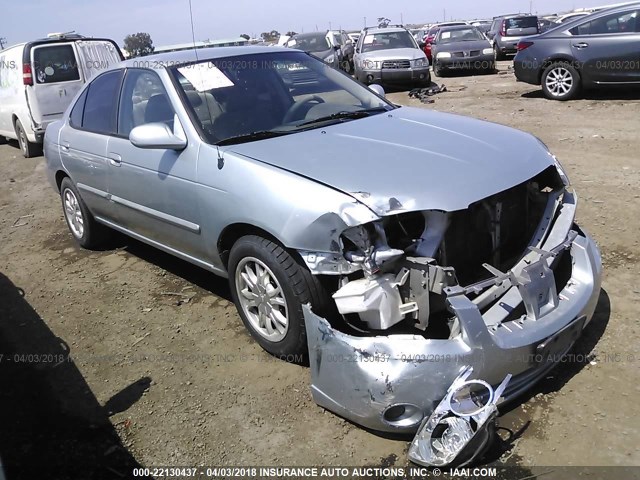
[0,33,123,157]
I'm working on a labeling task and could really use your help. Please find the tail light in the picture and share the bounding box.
[500,20,507,37]
[23,63,33,86]
[517,41,534,51]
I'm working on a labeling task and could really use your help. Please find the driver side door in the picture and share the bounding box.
[106,68,206,260]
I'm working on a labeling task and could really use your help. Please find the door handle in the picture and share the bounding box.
[573,42,589,49]
[108,153,122,167]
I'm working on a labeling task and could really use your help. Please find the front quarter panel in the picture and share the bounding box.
[195,144,379,272]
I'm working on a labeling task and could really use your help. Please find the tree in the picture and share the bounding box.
[377,17,391,28]
[260,30,280,43]
[123,32,154,58]
[239,34,250,40]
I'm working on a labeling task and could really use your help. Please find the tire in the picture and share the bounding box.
[541,62,581,101]
[59,177,111,249]
[14,119,42,158]
[494,45,506,61]
[228,235,332,359]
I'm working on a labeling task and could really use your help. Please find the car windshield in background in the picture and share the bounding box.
[287,34,330,53]
[361,31,417,52]
[506,17,538,29]
[170,51,392,146]
[438,28,486,43]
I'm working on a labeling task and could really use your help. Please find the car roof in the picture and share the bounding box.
[438,25,480,32]
[363,27,409,34]
[119,46,292,69]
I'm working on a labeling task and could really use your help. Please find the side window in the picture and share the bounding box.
[118,69,174,137]
[82,69,123,134]
[33,44,80,84]
[571,10,639,35]
[69,88,88,128]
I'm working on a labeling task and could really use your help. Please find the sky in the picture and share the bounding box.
[0,0,629,48]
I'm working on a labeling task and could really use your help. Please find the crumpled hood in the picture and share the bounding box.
[227,106,555,216]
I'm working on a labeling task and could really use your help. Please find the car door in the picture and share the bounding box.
[107,68,205,260]
[59,69,123,220]
[569,8,640,83]
[29,42,85,127]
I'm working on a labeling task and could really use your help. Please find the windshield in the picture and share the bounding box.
[361,31,417,52]
[438,28,486,43]
[286,34,331,53]
[170,51,393,145]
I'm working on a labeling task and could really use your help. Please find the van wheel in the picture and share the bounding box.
[15,119,42,158]
[60,178,111,249]
[228,235,333,360]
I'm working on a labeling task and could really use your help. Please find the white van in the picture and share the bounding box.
[0,33,123,157]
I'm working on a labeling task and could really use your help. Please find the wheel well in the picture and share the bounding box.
[539,58,581,84]
[217,223,284,269]
[55,170,69,192]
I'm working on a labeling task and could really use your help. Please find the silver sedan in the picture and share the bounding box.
[44,46,602,456]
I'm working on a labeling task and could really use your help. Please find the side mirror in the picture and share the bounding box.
[130,123,187,150]
[368,84,385,97]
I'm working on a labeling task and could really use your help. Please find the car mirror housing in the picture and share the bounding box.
[368,84,386,98]
[129,123,187,151]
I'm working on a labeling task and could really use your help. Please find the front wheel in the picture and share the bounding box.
[541,62,580,101]
[228,235,332,359]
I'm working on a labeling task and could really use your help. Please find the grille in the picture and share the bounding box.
[381,60,411,69]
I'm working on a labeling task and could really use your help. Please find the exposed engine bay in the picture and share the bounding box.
[317,165,567,337]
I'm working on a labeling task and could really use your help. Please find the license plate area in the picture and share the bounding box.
[535,315,586,364]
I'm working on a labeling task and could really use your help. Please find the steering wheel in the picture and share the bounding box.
[282,95,325,124]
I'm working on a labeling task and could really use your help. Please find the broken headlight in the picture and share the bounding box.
[408,367,511,467]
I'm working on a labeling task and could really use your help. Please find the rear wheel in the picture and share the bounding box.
[541,62,580,101]
[228,235,332,359]
[14,119,42,158]
[60,178,111,249]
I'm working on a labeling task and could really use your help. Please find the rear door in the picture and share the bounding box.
[569,9,640,83]
[58,69,124,220]
[74,40,123,81]
[29,42,84,127]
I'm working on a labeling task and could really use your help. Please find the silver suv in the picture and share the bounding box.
[353,26,431,87]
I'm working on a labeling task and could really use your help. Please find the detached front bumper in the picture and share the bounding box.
[304,227,602,434]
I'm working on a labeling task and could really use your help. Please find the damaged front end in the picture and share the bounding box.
[301,161,602,444]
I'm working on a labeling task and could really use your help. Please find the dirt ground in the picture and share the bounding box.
[1,60,639,478]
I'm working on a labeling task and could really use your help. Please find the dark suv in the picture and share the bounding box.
[514,3,640,100]
[487,14,540,59]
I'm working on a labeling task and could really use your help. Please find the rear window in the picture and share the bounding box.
[506,17,539,29]
[33,45,80,84]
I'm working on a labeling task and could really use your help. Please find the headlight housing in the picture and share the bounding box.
[436,52,451,59]
[408,367,511,467]
[482,47,493,55]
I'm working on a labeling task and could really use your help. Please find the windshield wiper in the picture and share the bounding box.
[216,130,290,146]
[296,107,389,128]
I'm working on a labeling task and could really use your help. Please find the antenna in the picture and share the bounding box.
[188,0,200,61]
